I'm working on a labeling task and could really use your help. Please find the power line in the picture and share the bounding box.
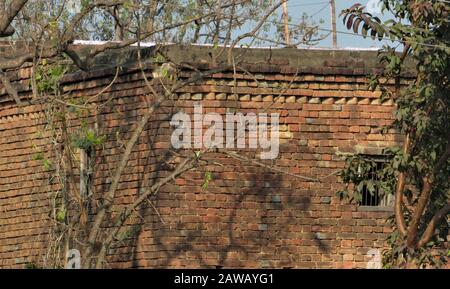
[277,0,449,49]
[287,1,330,8]
[310,2,329,17]
[285,0,449,6]
[269,19,448,49]
[317,26,447,49]
[285,8,449,50]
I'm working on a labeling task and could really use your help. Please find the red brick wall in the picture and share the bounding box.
[0,47,410,268]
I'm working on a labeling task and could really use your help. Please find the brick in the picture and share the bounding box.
[0,47,403,270]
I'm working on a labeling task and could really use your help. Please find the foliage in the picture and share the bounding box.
[202,171,213,190]
[116,226,141,243]
[337,153,396,204]
[31,145,52,171]
[56,206,66,223]
[32,151,44,161]
[72,123,106,151]
[24,262,41,269]
[339,0,450,268]
[42,159,52,171]
[35,61,67,94]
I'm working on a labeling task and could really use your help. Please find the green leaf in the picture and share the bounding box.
[430,151,436,161]
[202,172,213,190]
[43,159,52,171]
[56,207,66,222]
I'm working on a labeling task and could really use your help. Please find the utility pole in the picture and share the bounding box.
[330,0,337,48]
[282,0,290,46]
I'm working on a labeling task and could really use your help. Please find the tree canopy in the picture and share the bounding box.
[339,0,449,268]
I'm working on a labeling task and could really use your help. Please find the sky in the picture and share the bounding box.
[66,0,397,50]
[285,0,395,49]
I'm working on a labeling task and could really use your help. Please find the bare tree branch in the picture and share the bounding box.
[0,0,28,37]
[0,68,24,106]
[417,203,450,248]
[0,45,59,70]
[406,134,450,248]
[94,156,197,268]
[82,60,234,267]
[227,1,284,64]
[395,133,410,237]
